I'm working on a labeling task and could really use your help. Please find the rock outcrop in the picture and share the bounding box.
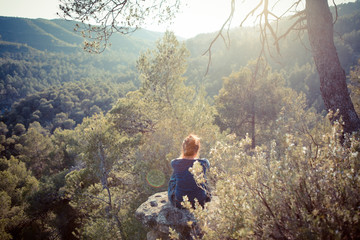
[135,191,197,240]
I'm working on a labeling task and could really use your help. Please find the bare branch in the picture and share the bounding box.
[268,11,280,20]
[332,0,338,24]
[278,0,302,19]
[202,0,235,75]
[82,193,110,204]
[297,26,310,51]
[240,0,263,27]
[275,15,306,44]
[251,0,305,61]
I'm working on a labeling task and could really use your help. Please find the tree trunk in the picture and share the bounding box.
[251,107,256,149]
[98,143,126,240]
[306,0,360,134]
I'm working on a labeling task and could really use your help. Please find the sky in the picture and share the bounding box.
[0,0,356,39]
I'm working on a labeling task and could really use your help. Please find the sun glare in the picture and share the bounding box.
[0,0,356,38]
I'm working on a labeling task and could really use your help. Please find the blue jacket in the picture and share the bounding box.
[168,158,210,208]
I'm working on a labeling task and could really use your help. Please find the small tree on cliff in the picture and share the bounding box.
[58,0,360,134]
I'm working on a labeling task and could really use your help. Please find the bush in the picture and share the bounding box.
[192,118,360,239]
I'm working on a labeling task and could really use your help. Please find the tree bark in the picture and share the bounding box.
[306,0,360,134]
[251,103,256,149]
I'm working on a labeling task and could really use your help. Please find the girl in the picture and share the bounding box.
[168,134,211,209]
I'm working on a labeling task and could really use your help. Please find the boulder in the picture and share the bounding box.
[135,191,197,240]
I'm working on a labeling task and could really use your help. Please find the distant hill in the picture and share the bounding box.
[0,16,166,113]
[0,16,162,53]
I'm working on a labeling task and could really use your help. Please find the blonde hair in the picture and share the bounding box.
[181,134,200,158]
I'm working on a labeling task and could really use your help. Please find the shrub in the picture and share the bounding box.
[192,118,360,239]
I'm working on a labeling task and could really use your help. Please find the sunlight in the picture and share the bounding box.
[145,0,353,38]
[145,0,305,38]
[0,0,356,38]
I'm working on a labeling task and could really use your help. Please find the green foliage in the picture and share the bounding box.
[110,92,155,135]
[137,31,190,112]
[75,114,139,179]
[215,59,288,147]
[0,122,78,239]
[0,46,139,113]
[286,63,324,111]
[0,156,39,239]
[191,111,360,239]
[350,59,360,115]
[62,113,143,239]
[22,170,79,240]
[2,81,129,134]
[18,122,55,178]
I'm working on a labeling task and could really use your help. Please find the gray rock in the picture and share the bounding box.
[135,191,197,240]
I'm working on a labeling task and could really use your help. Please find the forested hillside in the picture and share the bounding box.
[0,16,162,113]
[1,1,360,239]
[0,17,165,136]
